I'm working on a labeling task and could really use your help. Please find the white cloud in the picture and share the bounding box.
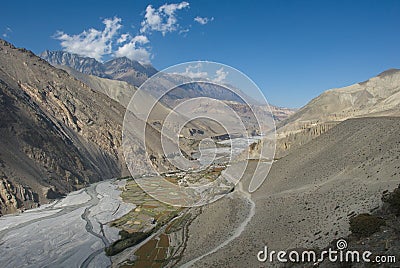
[194,16,214,25]
[174,63,209,79]
[117,33,130,44]
[140,2,189,36]
[213,67,228,83]
[114,35,151,63]
[54,17,122,61]
[179,28,190,35]
[173,64,228,83]
[53,3,205,63]
[54,17,152,63]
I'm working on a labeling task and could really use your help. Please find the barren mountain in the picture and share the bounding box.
[43,51,295,124]
[56,65,229,141]
[55,65,142,108]
[0,40,174,215]
[103,56,157,86]
[276,69,400,156]
[41,50,157,87]
[269,105,297,122]
[40,50,107,78]
[57,65,293,143]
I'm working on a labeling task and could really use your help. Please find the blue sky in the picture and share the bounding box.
[1,0,400,108]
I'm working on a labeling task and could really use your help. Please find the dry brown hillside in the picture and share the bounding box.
[176,116,400,267]
[0,39,184,215]
[0,39,133,215]
[275,69,400,157]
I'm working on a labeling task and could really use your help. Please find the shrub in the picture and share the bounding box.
[105,231,151,256]
[349,213,385,237]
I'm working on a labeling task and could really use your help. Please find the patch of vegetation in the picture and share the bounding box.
[105,230,152,256]
[131,234,169,268]
[382,186,400,216]
[349,213,385,237]
[106,203,180,257]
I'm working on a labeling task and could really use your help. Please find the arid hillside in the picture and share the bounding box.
[273,69,400,157]
[0,40,183,215]
[176,117,400,267]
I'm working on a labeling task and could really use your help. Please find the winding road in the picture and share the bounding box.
[180,180,255,267]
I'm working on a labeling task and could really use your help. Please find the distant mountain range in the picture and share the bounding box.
[41,50,157,87]
[41,51,251,104]
[41,50,297,124]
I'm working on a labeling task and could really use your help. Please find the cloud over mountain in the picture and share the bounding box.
[54,17,122,61]
[53,1,213,63]
[114,35,151,63]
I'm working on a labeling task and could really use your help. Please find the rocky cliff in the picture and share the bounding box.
[0,178,38,215]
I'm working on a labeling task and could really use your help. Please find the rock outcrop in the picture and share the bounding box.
[0,178,39,215]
